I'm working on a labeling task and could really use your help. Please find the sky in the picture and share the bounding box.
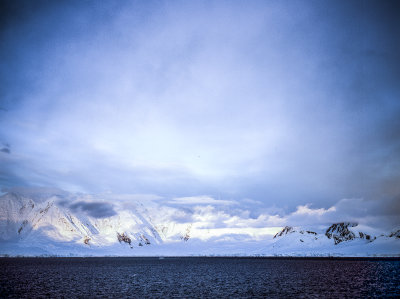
[0,0,399,228]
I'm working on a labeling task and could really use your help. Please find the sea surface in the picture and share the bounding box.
[0,257,399,298]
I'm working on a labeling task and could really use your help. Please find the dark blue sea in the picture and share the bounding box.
[1,257,399,298]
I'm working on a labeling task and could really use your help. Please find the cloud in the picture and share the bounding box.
[0,0,399,222]
[280,197,400,231]
[292,205,336,217]
[0,143,10,154]
[2,186,69,202]
[242,198,262,205]
[168,196,237,206]
[1,148,10,154]
[224,213,285,228]
[68,200,117,218]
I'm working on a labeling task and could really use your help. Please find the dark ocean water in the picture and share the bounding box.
[0,257,399,298]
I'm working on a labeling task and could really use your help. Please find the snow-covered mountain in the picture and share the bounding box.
[268,223,400,257]
[0,190,193,256]
[0,190,399,256]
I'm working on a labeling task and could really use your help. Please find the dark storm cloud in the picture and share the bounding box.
[1,148,10,154]
[0,143,10,154]
[69,201,117,218]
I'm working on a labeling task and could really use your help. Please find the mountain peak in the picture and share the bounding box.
[273,226,294,238]
[325,222,358,245]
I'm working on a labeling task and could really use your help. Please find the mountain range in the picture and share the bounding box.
[0,190,398,257]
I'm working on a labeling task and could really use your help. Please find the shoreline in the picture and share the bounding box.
[1,256,400,261]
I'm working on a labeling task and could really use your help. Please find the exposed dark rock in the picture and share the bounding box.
[117,232,131,245]
[325,222,357,245]
[274,226,294,239]
[39,202,53,215]
[17,220,28,234]
[181,225,191,241]
[389,229,400,239]
[358,232,373,241]
[141,234,150,245]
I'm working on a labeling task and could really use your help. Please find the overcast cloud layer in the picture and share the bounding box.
[0,1,399,223]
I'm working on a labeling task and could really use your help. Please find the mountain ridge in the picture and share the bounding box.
[0,191,399,257]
